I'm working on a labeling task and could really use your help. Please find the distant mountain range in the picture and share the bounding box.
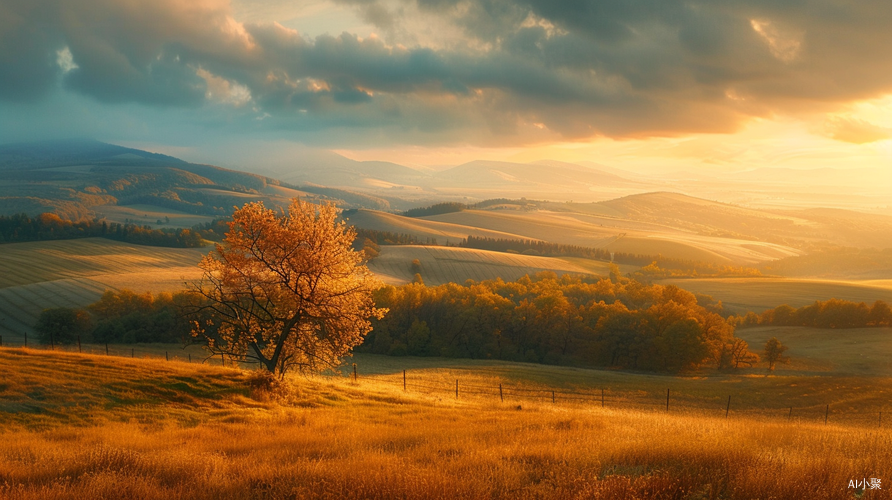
[2,139,890,226]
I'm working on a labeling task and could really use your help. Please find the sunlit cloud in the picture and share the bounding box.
[56,47,79,73]
[822,117,890,144]
[1,0,892,171]
[750,19,802,63]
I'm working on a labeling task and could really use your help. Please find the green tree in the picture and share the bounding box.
[763,337,790,371]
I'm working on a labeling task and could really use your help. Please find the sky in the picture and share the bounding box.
[1,0,891,173]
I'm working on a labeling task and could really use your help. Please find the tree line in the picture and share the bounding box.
[403,202,466,217]
[35,290,203,345]
[362,269,759,373]
[732,298,892,329]
[0,213,206,247]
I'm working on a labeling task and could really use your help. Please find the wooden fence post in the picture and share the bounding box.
[499,383,503,402]
[552,390,555,404]
[455,379,458,399]
[788,407,793,420]
[131,348,134,358]
[403,370,407,391]
[666,388,670,412]
[601,388,605,408]
[188,354,192,363]
[166,351,169,362]
[221,353,225,366]
[725,395,731,418]
[352,363,357,382]
[105,343,109,355]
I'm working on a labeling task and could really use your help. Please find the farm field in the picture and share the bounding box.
[0,238,205,340]
[0,347,889,499]
[657,277,892,314]
[345,209,534,245]
[367,245,597,285]
[347,201,806,265]
[93,204,215,229]
[424,208,801,264]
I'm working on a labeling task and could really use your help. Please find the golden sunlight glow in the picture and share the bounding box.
[338,109,892,175]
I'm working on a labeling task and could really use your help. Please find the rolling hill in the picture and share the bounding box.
[367,245,599,286]
[359,193,892,266]
[0,238,205,341]
[655,277,892,314]
[348,198,804,265]
[0,139,386,223]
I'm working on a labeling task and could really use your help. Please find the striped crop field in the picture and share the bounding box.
[0,238,205,340]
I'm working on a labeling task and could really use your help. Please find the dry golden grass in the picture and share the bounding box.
[1,348,891,499]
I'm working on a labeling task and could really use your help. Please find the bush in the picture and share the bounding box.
[245,370,290,401]
[35,308,92,345]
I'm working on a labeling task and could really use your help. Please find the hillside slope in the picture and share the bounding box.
[0,238,204,340]
[367,245,596,286]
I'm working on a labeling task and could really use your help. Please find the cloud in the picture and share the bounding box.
[2,0,892,147]
[823,117,891,144]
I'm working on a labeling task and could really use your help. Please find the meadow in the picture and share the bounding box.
[350,206,801,265]
[0,347,890,499]
[657,277,892,314]
[367,245,596,286]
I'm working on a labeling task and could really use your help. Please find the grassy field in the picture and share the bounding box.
[425,208,801,264]
[368,245,599,285]
[348,204,802,265]
[345,209,534,245]
[0,347,890,499]
[0,239,205,340]
[734,325,892,376]
[93,204,215,229]
[657,277,892,314]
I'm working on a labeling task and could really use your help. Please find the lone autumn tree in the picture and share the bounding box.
[763,337,790,371]
[189,199,385,375]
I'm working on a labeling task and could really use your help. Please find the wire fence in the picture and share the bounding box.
[1,333,889,429]
[0,332,245,367]
[353,369,891,429]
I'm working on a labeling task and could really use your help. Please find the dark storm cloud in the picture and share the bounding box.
[2,0,891,145]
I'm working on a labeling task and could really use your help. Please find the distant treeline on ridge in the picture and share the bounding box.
[733,298,892,329]
[403,202,466,218]
[0,212,230,248]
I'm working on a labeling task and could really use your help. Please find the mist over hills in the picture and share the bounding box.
[0,139,392,221]
[242,146,891,215]
[3,139,892,266]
